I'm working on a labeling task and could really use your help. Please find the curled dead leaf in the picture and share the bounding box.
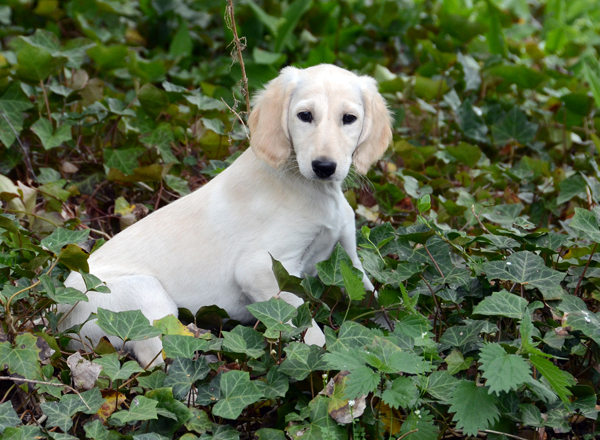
[67,352,102,390]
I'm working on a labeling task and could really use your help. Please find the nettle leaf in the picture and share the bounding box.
[162,334,211,359]
[366,336,432,374]
[0,333,42,380]
[569,207,600,243]
[528,355,575,405]
[212,370,263,420]
[94,353,144,382]
[344,365,380,399]
[323,349,367,372]
[31,118,72,150]
[0,401,21,434]
[483,251,565,300]
[473,289,528,319]
[316,243,362,287]
[279,342,326,380]
[398,408,438,440]
[109,396,159,425]
[41,228,90,255]
[448,381,500,436]
[491,106,538,145]
[246,297,297,331]
[96,308,162,342]
[479,343,531,394]
[340,261,366,301]
[164,356,210,400]
[382,377,419,409]
[222,326,266,359]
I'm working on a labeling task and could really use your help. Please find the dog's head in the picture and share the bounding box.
[248,64,393,181]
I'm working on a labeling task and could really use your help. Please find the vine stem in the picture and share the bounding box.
[574,242,597,297]
[0,377,92,412]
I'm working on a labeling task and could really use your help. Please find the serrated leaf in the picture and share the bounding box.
[528,355,574,405]
[94,353,143,382]
[109,396,159,425]
[340,261,366,301]
[398,408,438,440]
[344,366,380,399]
[222,326,266,359]
[479,343,531,394]
[382,377,419,409]
[0,401,21,434]
[323,349,367,372]
[41,228,90,255]
[246,297,297,331]
[279,342,326,380]
[212,370,263,420]
[31,118,72,150]
[448,381,500,436]
[483,251,564,300]
[473,289,528,319]
[96,308,162,342]
[316,243,362,287]
[164,356,210,399]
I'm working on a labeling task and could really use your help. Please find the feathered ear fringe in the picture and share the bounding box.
[248,67,299,169]
[352,77,393,174]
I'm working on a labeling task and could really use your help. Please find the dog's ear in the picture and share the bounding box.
[353,77,393,174]
[249,67,298,169]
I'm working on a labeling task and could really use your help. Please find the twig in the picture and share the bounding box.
[471,205,492,234]
[574,242,597,297]
[0,377,92,412]
[423,243,444,278]
[397,430,418,440]
[224,0,251,114]
[221,97,249,139]
[0,110,36,182]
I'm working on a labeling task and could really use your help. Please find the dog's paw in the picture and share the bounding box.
[304,321,326,347]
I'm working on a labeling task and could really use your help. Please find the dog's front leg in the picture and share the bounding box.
[236,255,326,346]
[339,211,374,291]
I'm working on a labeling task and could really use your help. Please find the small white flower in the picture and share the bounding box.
[322,373,328,379]
[348,400,355,407]
[421,332,428,338]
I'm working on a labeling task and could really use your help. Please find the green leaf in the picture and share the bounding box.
[271,256,305,296]
[491,107,538,146]
[382,377,419,409]
[256,429,286,440]
[340,261,366,301]
[96,308,162,342]
[398,408,438,440]
[138,83,169,118]
[445,350,472,375]
[557,174,587,205]
[31,118,72,150]
[483,251,565,300]
[366,337,431,374]
[344,366,380,399]
[0,333,42,380]
[473,289,528,319]
[456,100,488,143]
[528,355,575,405]
[164,175,190,196]
[212,371,263,420]
[0,82,33,148]
[41,228,90,255]
[479,343,531,395]
[420,370,459,402]
[316,243,362,287]
[483,0,507,57]
[144,387,193,437]
[323,349,367,372]
[94,353,144,382]
[83,419,109,440]
[481,203,524,226]
[246,297,297,331]
[582,61,600,108]
[162,334,211,359]
[138,370,167,390]
[273,0,313,53]
[0,401,21,434]
[448,381,501,436]
[279,342,326,381]
[41,388,104,431]
[184,407,212,434]
[169,22,193,58]
[325,321,374,353]
[569,207,600,243]
[11,30,68,82]
[257,368,289,399]
[104,147,144,175]
[440,320,485,349]
[446,142,481,167]
[245,0,284,35]
[222,326,266,359]
[58,244,90,272]
[109,396,159,425]
[142,122,179,164]
[558,294,600,345]
[164,356,210,400]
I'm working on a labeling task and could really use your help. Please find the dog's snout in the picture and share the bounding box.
[312,159,337,179]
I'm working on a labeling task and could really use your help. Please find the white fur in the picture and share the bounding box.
[59,64,393,367]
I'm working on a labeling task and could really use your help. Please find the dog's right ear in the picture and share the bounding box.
[249,67,298,169]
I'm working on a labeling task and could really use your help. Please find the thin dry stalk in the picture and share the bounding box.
[224,0,251,119]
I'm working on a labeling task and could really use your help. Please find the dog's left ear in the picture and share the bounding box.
[249,67,298,169]
[353,77,393,174]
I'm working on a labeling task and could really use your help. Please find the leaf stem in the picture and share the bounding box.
[574,243,597,297]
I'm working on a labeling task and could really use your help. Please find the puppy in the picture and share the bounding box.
[60,64,393,366]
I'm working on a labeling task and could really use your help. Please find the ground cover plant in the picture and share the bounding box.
[0,0,600,438]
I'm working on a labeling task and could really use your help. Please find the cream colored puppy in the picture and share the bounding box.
[60,64,393,366]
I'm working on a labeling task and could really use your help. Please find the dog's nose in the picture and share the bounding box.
[312,159,337,178]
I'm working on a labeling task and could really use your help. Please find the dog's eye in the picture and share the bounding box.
[297,111,313,123]
[342,114,357,125]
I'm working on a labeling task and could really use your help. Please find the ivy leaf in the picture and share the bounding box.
[0,401,21,434]
[257,368,289,399]
[382,377,419,409]
[109,396,159,425]
[558,294,600,345]
[162,334,211,359]
[557,174,587,205]
[270,256,305,296]
[316,243,362,287]
[481,203,524,226]
[142,122,179,164]
[41,228,90,255]
[420,370,459,402]
[96,308,162,343]
[440,320,485,349]
[491,106,538,145]
[479,343,531,394]
[483,251,565,300]
[456,100,488,143]
[41,388,104,431]
[0,333,42,380]
[528,355,575,405]
[246,298,297,331]
[0,82,33,148]
[473,289,528,319]
[212,371,263,420]
[325,321,374,353]
[31,118,72,150]
[222,326,266,359]
[104,147,144,175]
[279,342,326,381]
[340,261,366,301]
[94,353,144,382]
[569,207,600,243]
[448,381,500,436]
[164,356,210,399]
